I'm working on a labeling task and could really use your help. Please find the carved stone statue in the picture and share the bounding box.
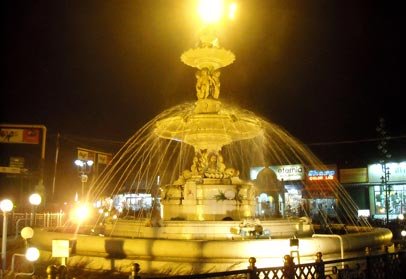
[195,68,221,100]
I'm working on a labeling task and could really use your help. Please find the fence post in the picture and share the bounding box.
[129,262,140,279]
[401,250,406,275]
[247,257,258,279]
[283,255,295,279]
[315,252,325,279]
[59,265,69,279]
[364,246,372,278]
[46,265,58,279]
[384,246,392,279]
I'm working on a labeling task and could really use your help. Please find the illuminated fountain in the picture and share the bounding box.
[32,1,392,276]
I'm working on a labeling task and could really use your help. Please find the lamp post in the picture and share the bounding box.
[29,193,42,227]
[1,199,14,271]
[74,159,94,200]
[10,247,40,277]
[401,230,406,248]
[376,118,391,223]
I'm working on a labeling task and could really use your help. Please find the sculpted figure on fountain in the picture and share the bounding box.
[195,68,221,100]
[174,149,241,184]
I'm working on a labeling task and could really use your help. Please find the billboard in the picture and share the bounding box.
[0,127,40,144]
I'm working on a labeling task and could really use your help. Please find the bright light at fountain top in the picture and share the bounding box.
[154,0,261,152]
[197,0,237,24]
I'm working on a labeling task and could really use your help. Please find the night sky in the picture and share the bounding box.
[2,0,404,169]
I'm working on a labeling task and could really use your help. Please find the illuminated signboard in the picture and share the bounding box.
[250,164,304,181]
[307,169,336,181]
[271,164,304,181]
[368,162,406,183]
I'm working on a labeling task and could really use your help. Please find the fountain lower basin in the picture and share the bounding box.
[31,226,392,275]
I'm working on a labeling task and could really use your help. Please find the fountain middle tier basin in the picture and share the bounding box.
[154,101,262,150]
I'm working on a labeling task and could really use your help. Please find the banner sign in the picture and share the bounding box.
[339,168,367,184]
[0,166,21,174]
[52,239,70,258]
[97,153,112,165]
[0,128,40,144]
[308,170,335,181]
[368,162,406,183]
[77,148,96,161]
[270,164,305,181]
[77,148,112,165]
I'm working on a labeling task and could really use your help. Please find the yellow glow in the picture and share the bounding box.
[198,0,224,24]
[29,193,42,206]
[197,1,237,23]
[25,247,40,262]
[0,199,13,212]
[228,2,237,20]
[71,204,91,223]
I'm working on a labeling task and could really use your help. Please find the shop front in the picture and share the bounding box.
[368,162,406,220]
[339,167,370,217]
[303,165,338,223]
[250,164,305,217]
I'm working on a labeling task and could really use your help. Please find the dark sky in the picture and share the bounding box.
[2,0,404,166]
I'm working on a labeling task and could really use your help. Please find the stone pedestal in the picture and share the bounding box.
[161,179,256,221]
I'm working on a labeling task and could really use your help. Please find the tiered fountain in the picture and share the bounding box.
[32,2,392,276]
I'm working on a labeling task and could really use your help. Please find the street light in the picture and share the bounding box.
[376,118,392,223]
[70,203,91,224]
[25,247,40,262]
[74,159,94,200]
[401,230,406,248]
[1,198,14,271]
[21,226,34,248]
[29,193,42,226]
[10,247,40,277]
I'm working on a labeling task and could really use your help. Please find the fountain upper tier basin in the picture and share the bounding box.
[154,99,262,150]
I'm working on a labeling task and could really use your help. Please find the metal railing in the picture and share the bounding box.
[141,249,406,279]
[0,212,65,236]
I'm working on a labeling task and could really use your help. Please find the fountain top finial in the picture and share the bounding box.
[181,0,237,70]
[155,1,262,151]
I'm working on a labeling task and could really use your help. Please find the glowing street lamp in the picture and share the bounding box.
[25,247,40,262]
[21,226,34,248]
[10,247,40,277]
[29,193,41,206]
[74,159,94,200]
[1,199,14,271]
[10,226,40,276]
[70,203,91,224]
